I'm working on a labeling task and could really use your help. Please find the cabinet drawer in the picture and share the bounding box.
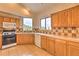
[55,39,66,44]
[68,41,79,47]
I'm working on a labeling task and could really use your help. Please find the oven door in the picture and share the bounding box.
[2,35,16,45]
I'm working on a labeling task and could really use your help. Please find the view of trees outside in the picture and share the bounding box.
[23,18,32,31]
[41,18,45,30]
[46,18,51,30]
[41,17,51,30]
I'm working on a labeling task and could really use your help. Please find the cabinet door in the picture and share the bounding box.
[16,34,34,44]
[41,35,47,50]
[11,18,16,23]
[55,39,67,56]
[23,34,34,44]
[67,41,79,56]
[16,34,23,44]
[58,11,62,27]
[47,37,55,55]
[16,18,20,28]
[51,13,59,27]
[58,10,68,27]
[52,10,68,27]
[68,6,79,27]
[67,8,72,27]
[4,17,11,22]
[67,45,79,56]
[71,6,79,27]
[0,17,3,23]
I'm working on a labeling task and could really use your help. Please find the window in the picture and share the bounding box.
[23,18,32,31]
[41,18,45,30]
[46,18,51,30]
[40,17,51,30]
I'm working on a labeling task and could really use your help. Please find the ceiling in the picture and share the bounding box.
[20,3,58,14]
[20,3,79,15]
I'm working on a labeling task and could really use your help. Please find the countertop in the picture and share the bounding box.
[16,32,79,42]
[16,32,35,34]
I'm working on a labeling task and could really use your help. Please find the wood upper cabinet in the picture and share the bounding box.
[10,18,16,23]
[4,17,11,22]
[67,8,72,27]
[16,34,34,45]
[58,10,68,27]
[71,6,79,27]
[52,5,79,27]
[41,35,47,50]
[68,6,79,27]
[0,17,3,23]
[47,37,55,55]
[16,18,20,28]
[51,13,59,27]
[52,10,68,27]
[55,39,67,56]
[67,41,79,56]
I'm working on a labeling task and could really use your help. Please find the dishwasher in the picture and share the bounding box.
[35,33,41,48]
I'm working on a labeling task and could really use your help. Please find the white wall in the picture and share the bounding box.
[33,4,79,28]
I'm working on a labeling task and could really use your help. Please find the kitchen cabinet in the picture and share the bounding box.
[0,35,2,49]
[4,17,11,22]
[0,17,3,23]
[71,6,79,27]
[40,34,79,56]
[67,41,79,56]
[41,35,47,50]
[52,5,79,27]
[55,39,67,56]
[52,10,68,27]
[10,18,16,23]
[58,10,68,27]
[67,8,72,27]
[68,6,79,27]
[41,35,55,55]
[16,34,34,45]
[16,18,20,28]
[0,17,3,28]
[51,13,59,27]
[47,37,55,55]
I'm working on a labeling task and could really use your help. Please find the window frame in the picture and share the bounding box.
[40,17,51,30]
[23,17,33,31]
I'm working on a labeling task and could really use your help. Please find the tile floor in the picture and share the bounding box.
[0,45,52,56]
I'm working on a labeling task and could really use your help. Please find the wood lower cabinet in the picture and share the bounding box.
[41,35,47,50]
[47,37,55,55]
[41,35,79,56]
[16,34,34,45]
[55,39,67,56]
[67,41,79,56]
[41,35,55,55]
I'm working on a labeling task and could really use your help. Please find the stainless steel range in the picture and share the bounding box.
[2,22,16,49]
[2,30,16,49]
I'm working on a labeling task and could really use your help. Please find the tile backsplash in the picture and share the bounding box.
[33,27,79,38]
[52,27,79,38]
[52,27,79,37]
